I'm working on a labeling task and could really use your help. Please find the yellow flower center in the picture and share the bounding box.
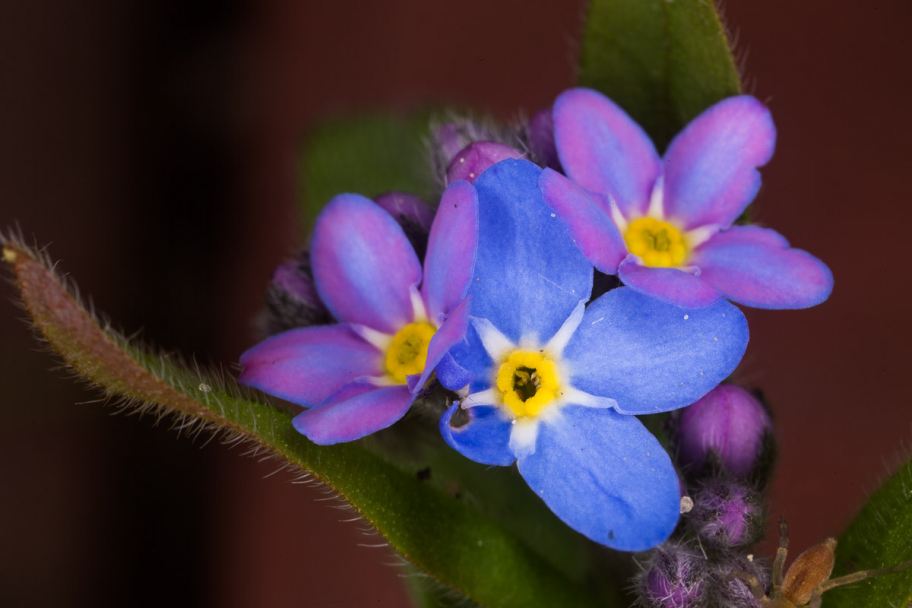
[385,322,436,384]
[624,217,688,268]
[495,350,561,418]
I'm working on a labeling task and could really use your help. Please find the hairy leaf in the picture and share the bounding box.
[826,455,912,608]
[579,0,741,151]
[2,235,622,608]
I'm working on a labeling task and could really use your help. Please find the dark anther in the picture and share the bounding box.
[513,366,541,402]
[416,467,431,481]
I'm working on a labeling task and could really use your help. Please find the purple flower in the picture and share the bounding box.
[540,88,833,309]
[673,384,774,479]
[437,159,749,551]
[238,181,478,445]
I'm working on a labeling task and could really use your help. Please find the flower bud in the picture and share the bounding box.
[260,252,331,336]
[688,478,764,550]
[709,555,771,608]
[373,192,435,260]
[672,384,775,482]
[526,108,562,170]
[446,141,523,184]
[430,119,503,179]
[636,543,709,608]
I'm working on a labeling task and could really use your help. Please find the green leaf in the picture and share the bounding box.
[1,235,624,608]
[826,455,912,608]
[298,112,439,232]
[579,0,742,150]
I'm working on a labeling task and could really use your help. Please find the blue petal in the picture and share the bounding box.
[436,351,475,392]
[293,383,415,445]
[463,159,593,345]
[443,322,494,392]
[439,403,516,466]
[422,180,479,322]
[691,226,833,309]
[517,406,680,551]
[239,325,382,407]
[311,193,422,334]
[563,287,748,414]
[553,88,661,219]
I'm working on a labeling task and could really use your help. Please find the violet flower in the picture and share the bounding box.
[437,159,749,551]
[540,88,833,309]
[238,181,478,444]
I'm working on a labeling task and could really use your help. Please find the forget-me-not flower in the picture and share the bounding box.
[540,88,833,309]
[239,181,478,444]
[437,158,749,551]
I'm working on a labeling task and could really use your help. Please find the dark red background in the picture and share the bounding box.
[1,1,910,605]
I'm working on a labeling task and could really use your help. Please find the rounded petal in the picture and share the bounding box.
[436,351,475,392]
[540,168,627,275]
[311,193,422,333]
[446,141,524,184]
[292,384,415,445]
[553,88,661,218]
[408,296,472,393]
[239,325,382,407]
[618,257,723,309]
[517,406,680,551]
[690,226,833,309]
[439,403,516,466]
[563,287,749,415]
[422,180,479,322]
[465,158,593,345]
[663,96,776,230]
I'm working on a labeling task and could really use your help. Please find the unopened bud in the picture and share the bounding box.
[673,384,775,482]
[636,543,709,608]
[446,141,523,185]
[261,253,331,336]
[688,478,764,550]
[526,108,562,170]
[710,555,771,608]
[373,192,434,260]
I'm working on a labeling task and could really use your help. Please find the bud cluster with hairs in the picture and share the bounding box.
[634,382,779,608]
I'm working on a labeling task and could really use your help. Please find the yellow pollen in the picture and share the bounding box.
[495,350,561,418]
[624,217,688,267]
[385,322,436,384]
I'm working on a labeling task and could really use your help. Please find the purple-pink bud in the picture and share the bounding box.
[432,123,471,168]
[688,478,764,549]
[527,108,562,171]
[637,544,708,608]
[674,385,774,480]
[446,141,523,185]
[374,192,435,260]
[261,253,331,336]
[710,555,771,608]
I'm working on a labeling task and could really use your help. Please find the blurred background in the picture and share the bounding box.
[1,0,910,605]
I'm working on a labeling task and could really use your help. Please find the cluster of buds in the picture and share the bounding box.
[636,384,778,607]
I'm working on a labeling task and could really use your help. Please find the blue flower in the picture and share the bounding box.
[437,159,749,551]
[540,88,833,309]
[239,181,478,445]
